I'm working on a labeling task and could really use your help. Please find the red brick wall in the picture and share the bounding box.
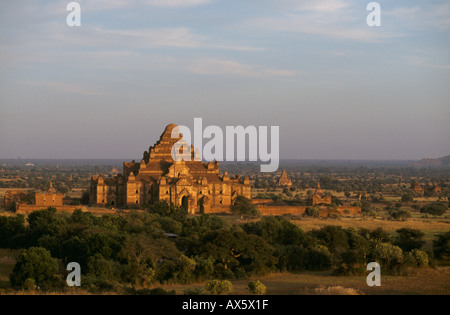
[35,192,63,206]
[256,205,361,217]
[16,205,86,214]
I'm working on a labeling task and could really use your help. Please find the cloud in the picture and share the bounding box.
[406,55,450,70]
[21,81,106,96]
[77,0,211,11]
[292,0,350,13]
[245,14,399,43]
[0,20,263,68]
[188,58,297,78]
[144,0,211,8]
[238,1,401,43]
[384,3,450,30]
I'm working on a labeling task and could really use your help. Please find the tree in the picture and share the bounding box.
[182,214,229,240]
[191,230,276,278]
[119,235,158,288]
[368,227,392,243]
[231,196,260,218]
[433,231,450,261]
[372,243,403,272]
[335,249,366,275]
[420,202,448,217]
[388,208,411,221]
[85,253,123,291]
[27,207,65,241]
[394,228,425,252]
[308,226,349,253]
[409,249,429,267]
[156,255,196,284]
[148,201,187,221]
[401,193,414,203]
[80,190,90,205]
[361,200,371,213]
[10,247,58,290]
[331,196,343,206]
[0,215,26,247]
[242,216,305,246]
[305,245,332,271]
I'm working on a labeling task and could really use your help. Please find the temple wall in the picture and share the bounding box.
[256,205,361,216]
[17,205,87,214]
[35,192,63,206]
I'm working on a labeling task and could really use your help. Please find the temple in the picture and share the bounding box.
[35,182,63,207]
[411,181,424,195]
[276,169,292,186]
[90,124,251,214]
[312,182,332,206]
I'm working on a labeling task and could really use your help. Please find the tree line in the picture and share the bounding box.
[0,204,449,293]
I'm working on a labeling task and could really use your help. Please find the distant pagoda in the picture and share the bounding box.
[411,181,424,195]
[312,182,332,206]
[276,170,292,187]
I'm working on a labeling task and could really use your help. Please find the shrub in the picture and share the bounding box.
[248,280,267,295]
[129,287,175,295]
[205,279,233,295]
[184,288,206,295]
[372,243,403,272]
[304,207,320,218]
[410,249,429,267]
[388,209,411,221]
[9,247,59,290]
[23,278,37,291]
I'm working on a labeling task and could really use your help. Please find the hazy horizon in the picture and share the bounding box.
[1,1,449,160]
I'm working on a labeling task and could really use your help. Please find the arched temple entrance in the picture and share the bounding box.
[181,195,189,212]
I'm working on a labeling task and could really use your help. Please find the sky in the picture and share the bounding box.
[0,0,449,161]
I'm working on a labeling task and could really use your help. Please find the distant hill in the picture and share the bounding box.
[413,155,450,168]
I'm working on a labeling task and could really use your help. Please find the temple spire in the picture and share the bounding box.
[48,181,55,193]
[314,182,322,195]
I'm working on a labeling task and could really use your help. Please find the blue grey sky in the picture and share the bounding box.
[1,0,449,160]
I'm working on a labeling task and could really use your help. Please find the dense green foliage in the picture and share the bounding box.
[433,231,450,261]
[1,205,447,292]
[420,202,448,217]
[205,279,233,295]
[394,228,425,252]
[9,247,59,290]
[230,196,260,218]
[247,280,267,295]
